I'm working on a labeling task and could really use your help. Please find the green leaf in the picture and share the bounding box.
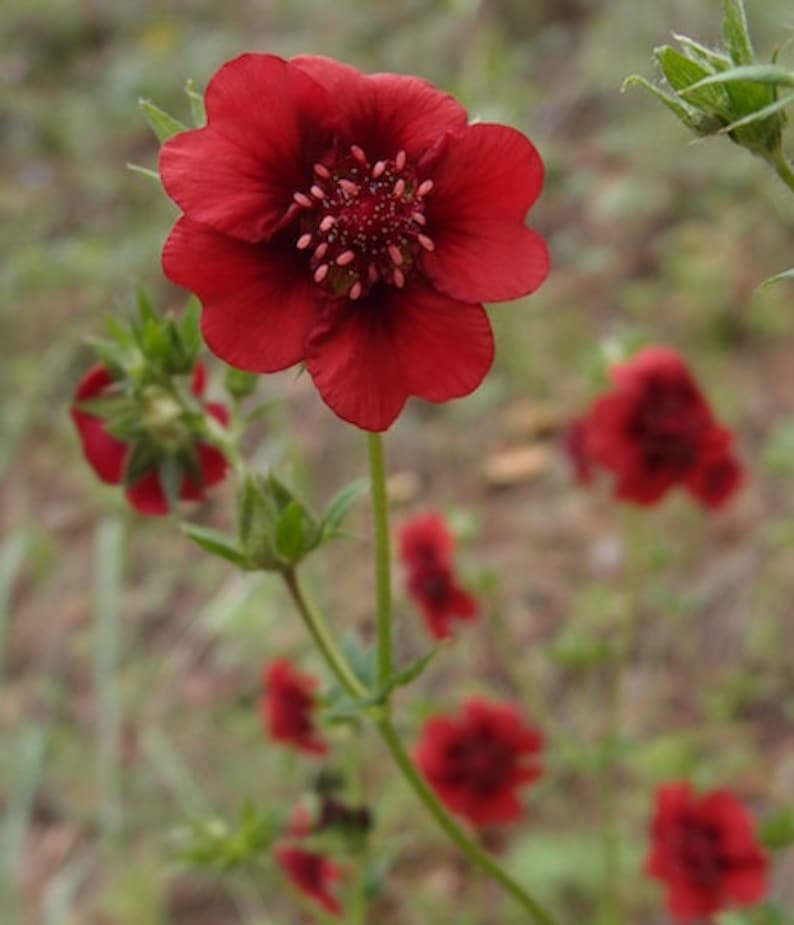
[655,46,731,117]
[378,645,443,698]
[717,92,794,134]
[759,807,794,852]
[622,75,721,134]
[320,479,368,539]
[723,0,754,66]
[672,33,731,70]
[177,299,203,365]
[274,501,305,563]
[760,266,794,288]
[182,523,248,567]
[184,78,206,127]
[682,64,794,92]
[138,97,187,143]
[126,162,160,182]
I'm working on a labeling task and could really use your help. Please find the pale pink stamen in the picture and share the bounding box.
[368,263,379,283]
[313,264,329,283]
[350,144,366,164]
[310,185,326,200]
[417,179,434,198]
[372,161,386,179]
[293,192,312,208]
[411,211,426,226]
[314,163,331,179]
[339,179,359,196]
[314,242,328,260]
[395,150,407,171]
[336,250,356,267]
[393,268,405,288]
[388,244,404,266]
[393,178,406,198]
[319,215,336,232]
[417,234,435,252]
[296,233,312,250]
[349,281,363,300]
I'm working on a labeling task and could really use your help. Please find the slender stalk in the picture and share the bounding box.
[282,568,560,924]
[282,568,369,700]
[375,717,560,925]
[366,432,393,685]
[769,147,794,193]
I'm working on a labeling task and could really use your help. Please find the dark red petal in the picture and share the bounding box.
[291,55,468,161]
[125,470,169,516]
[71,365,127,485]
[160,54,335,243]
[305,285,492,431]
[423,123,548,302]
[163,217,320,373]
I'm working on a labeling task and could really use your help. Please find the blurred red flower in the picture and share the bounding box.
[415,698,542,826]
[398,512,478,639]
[260,660,327,756]
[646,781,767,922]
[568,347,743,508]
[71,363,228,515]
[161,53,548,431]
[274,845,343,917]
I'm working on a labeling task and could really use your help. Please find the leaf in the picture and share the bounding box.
[182,523,248,568]
[274,501,305,563]
[682,65,794,93]
[378,645,443,698]
[126,162,160,181]
[138,97,187,143]
[622,75,720,134]
[723,0,754,66]
[655,46,731,117]
[185,78,206,127]
[759,266,794,288]
[717,92,794,134]
[320,479,368,539]
[759,807,794,852]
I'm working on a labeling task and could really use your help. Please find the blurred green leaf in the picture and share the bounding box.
[138,97,186,143]
[759,807,794,852]
[182,523,248,568]
[760,266,794,288]
[185,78,206,127]
[723,0,754,66]
[320,480,367,540]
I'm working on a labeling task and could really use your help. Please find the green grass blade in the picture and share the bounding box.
[0,531,29,692]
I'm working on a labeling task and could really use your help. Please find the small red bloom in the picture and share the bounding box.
[415,698,543,826]
[274,845,343,917]
[645,781,768,922]
[71,363,228,516]
[260,660,327,756]
[160,53,548,431]
[398,512,477,639]
[570,347,743,508]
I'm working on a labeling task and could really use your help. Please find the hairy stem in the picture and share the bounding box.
[366,432,393,686]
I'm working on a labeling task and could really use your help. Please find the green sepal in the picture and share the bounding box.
[122,440,159,489]
[158,454,183,512]
[181,523,249,568]
[223,367,260,400]
[760,266,794,288]
[172,802,279,872]
[682,64,794,92]
[655,46,732,118]
[185,78,206,127]
[139,97,187,143]
[622,75,721,134]
[274,501,306,563]
[126,162,160,182]
[319,479,368,540]
[672,33,731,70]
[722,0,754,66]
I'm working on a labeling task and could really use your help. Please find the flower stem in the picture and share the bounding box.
[375,716,560,925]
[282,568,368,700]
[769,147,794,193]
[366,432,392,686]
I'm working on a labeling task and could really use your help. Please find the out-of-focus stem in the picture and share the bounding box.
[366,432,392,686]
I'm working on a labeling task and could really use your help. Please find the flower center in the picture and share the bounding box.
[292,145,436,300]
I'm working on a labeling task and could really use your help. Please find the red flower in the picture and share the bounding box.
[645,781,768,921]
[415,698,543,826]
[398,512,478,639]
[160,53,548,432]
[260,660,327,756]
[570,347,743,508]
[274,845,343,917]
[71,363,228,516]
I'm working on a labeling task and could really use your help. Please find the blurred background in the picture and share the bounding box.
[2,0,794,922]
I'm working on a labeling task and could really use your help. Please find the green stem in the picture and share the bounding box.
[366,433,392,686]
[375,717,560,925]
[282,568,368,700]
[768,147,794,193]
[283,567,561,925]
